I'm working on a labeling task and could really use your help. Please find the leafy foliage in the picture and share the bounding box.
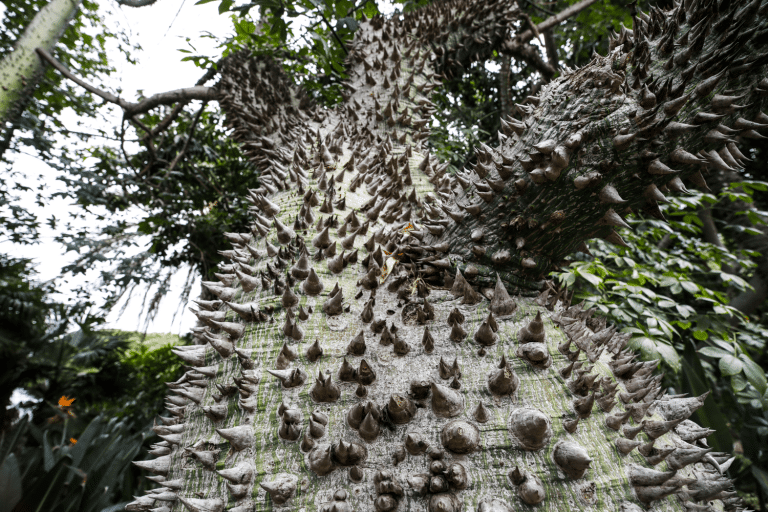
[0,414,145,512]
[55,106,258,315]
[1,0,138,243]
[552,183,768,505]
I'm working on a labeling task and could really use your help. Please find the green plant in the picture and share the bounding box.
[0,413,145,512]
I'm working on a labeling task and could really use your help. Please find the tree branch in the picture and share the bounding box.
[316,10,349,55]
[166,101,207,175]
[498,56,512,120]
[502,41,557,79]
[115,0,159,6]
[505,0,601,47]
[543,29,559,70]
[524,0,556,16]
[35,47,217,118]
[125,87,217,117]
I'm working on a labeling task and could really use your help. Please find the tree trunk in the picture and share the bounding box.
[0,0,81,159]
[130,0,765,510]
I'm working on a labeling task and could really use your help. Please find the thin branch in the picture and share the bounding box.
[520,12,544,45]
[502,41,557,79]
[147,102,188,141]
[125,87,218,117]
[306,0,369,32]
[315,9,349,55]
[35,48,217,117]
[116,0,159,6]
[543,30,559,70]
[119,118,135,174]
[505,0,601,47]
[129,117,158,167]
[138,56,225,145]
[166,102,208,174]
[524,0,556,16]
[63,129,139,141]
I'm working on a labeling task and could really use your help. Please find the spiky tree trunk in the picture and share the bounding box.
[130,0,767,510]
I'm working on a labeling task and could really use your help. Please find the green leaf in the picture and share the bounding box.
[218,0,234,14]
[680,281,698,294]
[337,17,359,31]
[698,346,733,358]
[740,354,768,395]
[43,430,55,472]
[656,343,681,372]
[576,268,602,287]
[0,453,22,512]
[731,373,748,393]
[69,416,102,468]
[658,276,679,287]
[18,455,73,512]
[719,355,743,376]
[626,298,644,314]
[752,466,768,497]
[680,352,732,452]
[0,416,28,468]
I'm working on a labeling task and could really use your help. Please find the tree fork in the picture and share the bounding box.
[127,0,764,510]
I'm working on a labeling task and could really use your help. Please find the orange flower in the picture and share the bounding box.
[58,396,75,407]
[69,438,77,445]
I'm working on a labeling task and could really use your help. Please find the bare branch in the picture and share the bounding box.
[315,8,349,55]
[543,30,559,70]
[502,41,557,79]
[523,0,556,16]
[125,87,217,117]
[506,0,601,47]
[519,12,543,45]
[166,101,208,174]
[116,0,159,6]
[147,102,188,141]
[35,48,217,118]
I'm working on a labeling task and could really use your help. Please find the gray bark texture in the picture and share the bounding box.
[129,0,767,510]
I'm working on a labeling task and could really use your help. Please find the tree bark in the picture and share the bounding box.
[34,48,218,118]
[128,0,765,510]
